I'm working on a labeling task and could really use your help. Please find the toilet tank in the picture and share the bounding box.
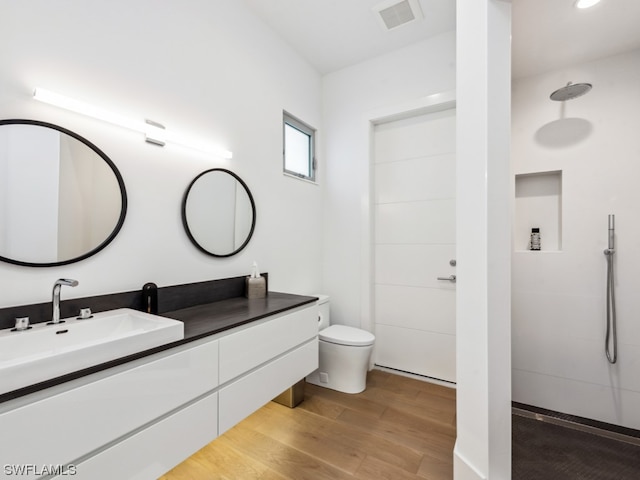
[315,295,330,330]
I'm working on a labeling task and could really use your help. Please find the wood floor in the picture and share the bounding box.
[159,369,456,480]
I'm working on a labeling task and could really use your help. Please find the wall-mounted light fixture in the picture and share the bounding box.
[33,88,233,159]
[144,119,166,147]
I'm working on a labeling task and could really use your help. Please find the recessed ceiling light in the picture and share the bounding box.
[575,0,601,9]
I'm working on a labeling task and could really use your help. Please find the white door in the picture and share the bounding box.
[373,108,456,383]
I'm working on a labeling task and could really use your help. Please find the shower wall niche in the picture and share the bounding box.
[514,170,562,251]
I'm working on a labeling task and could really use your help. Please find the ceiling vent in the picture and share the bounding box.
[373,0,424,31]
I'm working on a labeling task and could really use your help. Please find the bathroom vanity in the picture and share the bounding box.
[0,118,318,478]
[0,283,318,480]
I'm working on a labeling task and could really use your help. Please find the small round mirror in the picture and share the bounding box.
[0,119,127,267]
[182,168,256,257]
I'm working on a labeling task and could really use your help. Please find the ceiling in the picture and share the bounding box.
[512,0,640,78]
[243,0,640,78]
[243,0,455,75]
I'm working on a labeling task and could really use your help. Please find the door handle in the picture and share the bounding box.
[437,275,456,283]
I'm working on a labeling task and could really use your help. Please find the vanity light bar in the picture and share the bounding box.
[33,87,233,159]
[33,88,142,132]
[144,119,166,147]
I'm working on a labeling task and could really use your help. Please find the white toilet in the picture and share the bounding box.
[306,295,375,394]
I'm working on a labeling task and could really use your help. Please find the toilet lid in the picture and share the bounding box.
[320,325,375,347]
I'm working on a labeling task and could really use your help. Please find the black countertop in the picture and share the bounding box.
[0,292,317,404]
[164,292,317,340]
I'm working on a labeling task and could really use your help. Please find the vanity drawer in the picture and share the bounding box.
[55,392,219,480]
[0,338,219,480]
[218,338,318,434]
[218,305,317,384]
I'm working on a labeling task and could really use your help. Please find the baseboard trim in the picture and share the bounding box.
[373,364,456,389]
[453,443,487,480]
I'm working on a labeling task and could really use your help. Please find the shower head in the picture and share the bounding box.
[550,82,592,101]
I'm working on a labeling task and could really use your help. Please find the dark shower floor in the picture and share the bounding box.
[512,411,640,480]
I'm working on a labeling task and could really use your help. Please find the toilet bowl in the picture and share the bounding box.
[306,295,375,394]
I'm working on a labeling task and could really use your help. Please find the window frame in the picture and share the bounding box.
[283,111,316,183]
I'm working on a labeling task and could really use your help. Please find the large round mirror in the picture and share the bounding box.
[182,168,256,257]
[0,119,127,267]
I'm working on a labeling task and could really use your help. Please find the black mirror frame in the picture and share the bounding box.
[181,168,256,258]
[0,119,128,267]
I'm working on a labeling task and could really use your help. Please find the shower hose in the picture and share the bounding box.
[604,248,617,364]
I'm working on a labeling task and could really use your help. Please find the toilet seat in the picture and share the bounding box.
[319,325,375,347]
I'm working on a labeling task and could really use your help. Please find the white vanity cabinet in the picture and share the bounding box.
[218,306,318,433]
[0,337,220,480]
[0,302,317,480]
[50,391,220,480]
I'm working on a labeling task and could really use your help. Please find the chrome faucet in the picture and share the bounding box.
[51,278,79,324]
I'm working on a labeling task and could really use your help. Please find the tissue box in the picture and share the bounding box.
[245,275,267,299]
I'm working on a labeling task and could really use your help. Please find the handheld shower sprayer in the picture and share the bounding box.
[604,215,617,364]
[607,214,615,253]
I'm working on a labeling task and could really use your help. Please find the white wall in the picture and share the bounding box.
[512,49,640,429]
[321,31,456,329]
[0,0,323,307]
[455,0,512,478]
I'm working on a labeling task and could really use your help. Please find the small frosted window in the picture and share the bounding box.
[283,112,316,182]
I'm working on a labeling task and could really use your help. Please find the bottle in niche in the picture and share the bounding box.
[530,227,541,251]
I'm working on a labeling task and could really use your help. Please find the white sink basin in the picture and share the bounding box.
[0,308,184,396]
